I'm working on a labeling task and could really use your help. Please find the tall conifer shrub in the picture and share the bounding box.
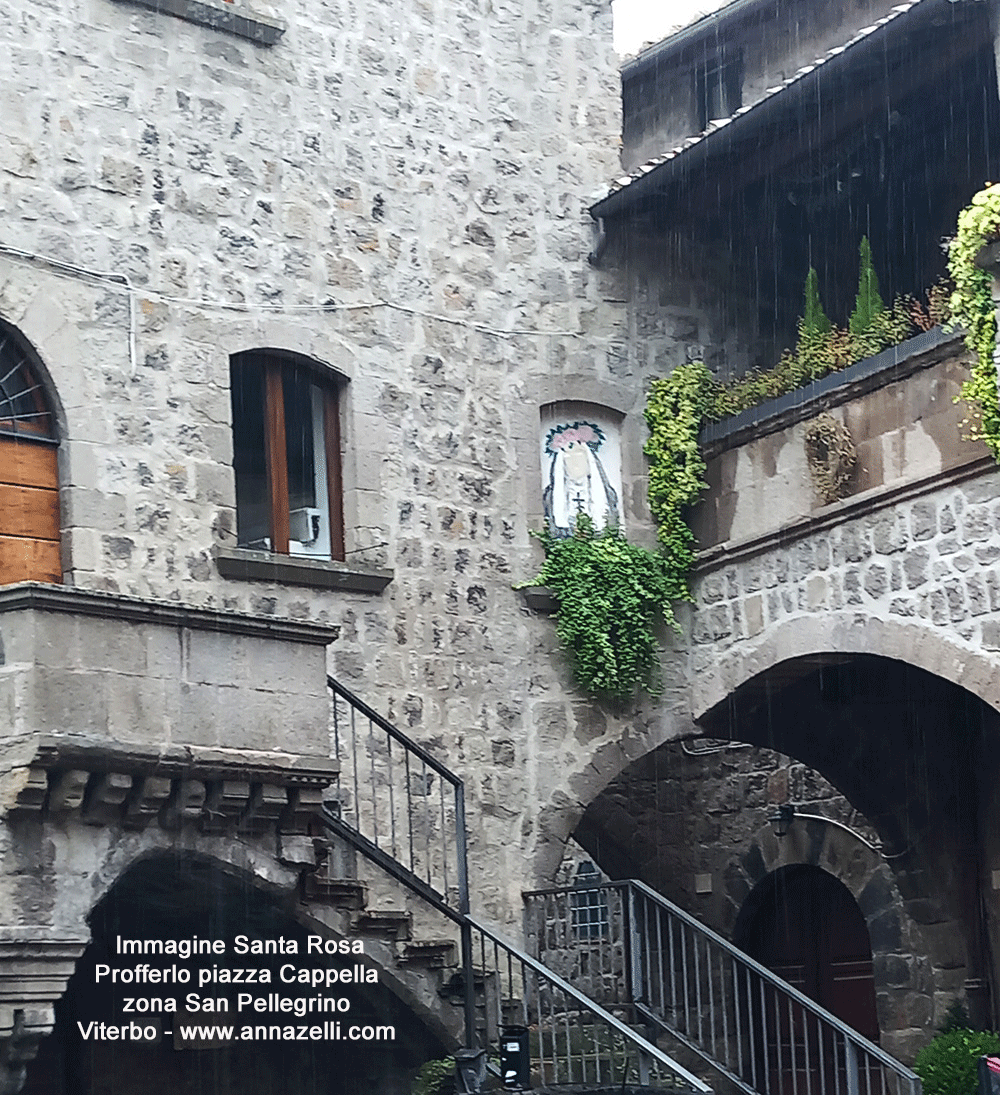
[849,236,885,334]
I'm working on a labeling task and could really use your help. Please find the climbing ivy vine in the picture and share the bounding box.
[947,183,1000,461]
[643,361,714,589]
[518,515,676,702]
[526,232,975,703]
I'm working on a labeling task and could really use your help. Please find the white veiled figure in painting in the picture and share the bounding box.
[543,421,620,536]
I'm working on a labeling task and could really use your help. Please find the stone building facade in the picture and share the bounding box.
[5,0,1000,1089]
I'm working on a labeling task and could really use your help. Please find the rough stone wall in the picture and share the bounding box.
[689,469,1000,716]
[0,0,706,938]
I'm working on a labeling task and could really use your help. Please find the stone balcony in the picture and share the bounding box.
[0,583,339,829]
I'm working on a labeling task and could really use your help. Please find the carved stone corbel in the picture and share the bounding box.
[0,933,88,1095]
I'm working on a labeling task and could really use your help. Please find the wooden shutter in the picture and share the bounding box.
[0,437,61,584]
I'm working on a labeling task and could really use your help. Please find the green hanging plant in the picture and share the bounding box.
[518,515,676,702]
[643,361,714,590]
[519,363,713,702]
[948,183,1000,461]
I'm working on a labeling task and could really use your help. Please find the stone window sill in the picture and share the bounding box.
[110,0,286,44]
[214,546,393,593]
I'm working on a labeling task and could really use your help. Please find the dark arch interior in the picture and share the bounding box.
[573,655,1000,1028]
[24,854,445,1095]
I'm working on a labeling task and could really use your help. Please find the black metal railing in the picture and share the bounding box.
[326,676,468,918]
[468,915,711,1092]
[524,881,922,1095]
[324,677,474,1042]
[323,679,709,1088]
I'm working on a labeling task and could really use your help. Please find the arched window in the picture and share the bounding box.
[0,323,60,584]
[230,351,345,561]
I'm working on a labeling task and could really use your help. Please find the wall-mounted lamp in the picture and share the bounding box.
[768,803,795,838]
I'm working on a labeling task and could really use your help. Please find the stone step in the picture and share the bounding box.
[353,909,412,941]
[398,940,457,969]
[303,876,367,909]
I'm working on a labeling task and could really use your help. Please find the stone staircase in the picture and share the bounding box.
[299,824,467,1048]
[315,677,714,1093]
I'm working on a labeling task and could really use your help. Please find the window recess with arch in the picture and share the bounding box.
[0,324,60,585]
[230,351,345,562]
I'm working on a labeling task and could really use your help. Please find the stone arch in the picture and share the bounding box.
[691,611,1000,721]
[21,842,452,1094]
[529,702,699,888]
[0,822,307,1095]
[532,613,1000,891]
[734,863,881,1044]
[727,819,939,1057]
[584,651,996,1039]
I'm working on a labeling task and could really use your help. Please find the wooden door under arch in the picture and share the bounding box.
[735,865,881,1091]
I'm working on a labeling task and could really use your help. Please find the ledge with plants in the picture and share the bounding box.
[524,206,1000,703]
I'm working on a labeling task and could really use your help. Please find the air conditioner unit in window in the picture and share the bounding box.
[289,507,323,547]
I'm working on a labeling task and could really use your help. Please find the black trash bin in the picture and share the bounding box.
[979,1055,1000,1094]
[500,1025,530,1089]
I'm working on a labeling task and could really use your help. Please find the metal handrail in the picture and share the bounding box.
[328,677,463,788]
[325,677,474,1044]
[325,679,710,1089]
[469,914,712,1092]
[326,676,467,908]
[524,880,922,1095]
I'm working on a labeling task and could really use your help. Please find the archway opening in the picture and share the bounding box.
[735,865,880,1042]
[24,854,446,1095]
[570,653,1000,1050]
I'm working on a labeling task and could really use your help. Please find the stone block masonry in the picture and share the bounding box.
[0,0,698,934]
[689,469,1000,716]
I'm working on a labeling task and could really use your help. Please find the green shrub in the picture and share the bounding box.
[801,266,832,340]
[412,1056,455,1095]
[913,1027,1000,1095]
[849,236,886,336]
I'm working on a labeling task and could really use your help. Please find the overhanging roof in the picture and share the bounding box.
[593,0,945,220]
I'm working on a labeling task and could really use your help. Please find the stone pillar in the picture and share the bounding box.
[0,932,88,1095]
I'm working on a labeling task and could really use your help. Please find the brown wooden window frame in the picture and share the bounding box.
[230,351,345,563]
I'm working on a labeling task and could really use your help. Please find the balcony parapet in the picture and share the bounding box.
[0,583,339,764]
[699,325,964,458]
[691,327,991,563]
